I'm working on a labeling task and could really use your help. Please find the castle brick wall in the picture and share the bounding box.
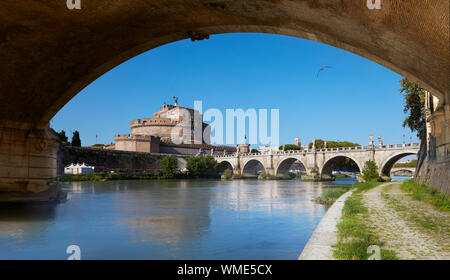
[57,145,162,175]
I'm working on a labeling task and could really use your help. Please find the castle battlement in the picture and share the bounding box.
[112,101,231,155]
[129,117,178,128]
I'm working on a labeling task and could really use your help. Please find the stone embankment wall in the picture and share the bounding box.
[57,146,163,175]
[416,160,450,194]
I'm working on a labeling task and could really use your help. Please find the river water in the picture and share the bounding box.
[0,178,360,259]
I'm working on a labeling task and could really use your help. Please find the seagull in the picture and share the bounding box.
[316,66,332,78]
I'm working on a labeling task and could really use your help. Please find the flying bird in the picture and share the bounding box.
[316,66,332,78]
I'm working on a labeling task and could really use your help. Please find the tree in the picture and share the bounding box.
[160,155,178,178]
[279,144,300,151]
[250,149,260,154]
[361,160,379,181]
[71,131,81,147]
[186,155,219,178]
[400,78,426,140]
[56,130,68,143]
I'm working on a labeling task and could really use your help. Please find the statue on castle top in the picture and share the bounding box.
[173,96,178,106]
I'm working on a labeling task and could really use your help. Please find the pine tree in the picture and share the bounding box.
[71,131,81,147]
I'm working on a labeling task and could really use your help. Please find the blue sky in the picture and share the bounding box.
[51,33,418,148]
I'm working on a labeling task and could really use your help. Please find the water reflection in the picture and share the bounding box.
[0,178,355,259]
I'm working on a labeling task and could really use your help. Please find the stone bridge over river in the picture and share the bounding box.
[215,143,419,178]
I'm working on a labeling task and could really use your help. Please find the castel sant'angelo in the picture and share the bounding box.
[108,98,236,156]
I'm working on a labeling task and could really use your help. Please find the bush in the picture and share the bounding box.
[222,169,233,180]
[361,160,379,181]
[186,155,219,178]
[160,155,178,178]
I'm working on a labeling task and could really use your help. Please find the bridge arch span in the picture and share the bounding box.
[380,150,418,177]
[217,160,235,175]
[0,1,447,202]
[275,157,307,176]
[242,159,265,177]
[391,168,414,177]
[0,1,445,127]
[320,155,363,178]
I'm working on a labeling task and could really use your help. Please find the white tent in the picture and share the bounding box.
[64,163,94,175]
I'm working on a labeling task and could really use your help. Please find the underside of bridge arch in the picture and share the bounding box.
[217,161,234,175]
[276,158,306,176]
[242,160,265,177]
[381,153,417,177]
[0,1,448,201]
[321,156,361,178]
[0,1,447,127]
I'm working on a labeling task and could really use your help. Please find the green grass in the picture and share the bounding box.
[352,181,382,193]
[333,181,398,260]
[315,187,350,206]
[381,186,449,236]
[401,180,450,212]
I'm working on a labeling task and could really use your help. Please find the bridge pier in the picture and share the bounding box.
[265,168,276,177]
[0,122,63,203]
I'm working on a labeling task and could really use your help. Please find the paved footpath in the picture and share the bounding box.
[298,190,352,260]
[363,182,450,260]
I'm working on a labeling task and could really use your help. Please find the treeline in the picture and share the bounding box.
[279,140,360,151]
[393,159,417,168]
[308,139,360,149]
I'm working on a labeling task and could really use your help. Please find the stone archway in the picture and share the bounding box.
[0,1,448,201]
[242,159,265,177]
[380,152,417,177]
[217,160,234,175]
[320,156,362,178]
[276,158,307,176]
[0,1,447,127]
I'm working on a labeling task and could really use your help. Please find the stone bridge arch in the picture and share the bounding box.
[391,168,414,177]
[320,155,363,178]
[275,157,307,176]
[0,1,448,201]
[216,160,235,175]
[242,159,265,177]
[380,150,418,177]
[0,1,447,128]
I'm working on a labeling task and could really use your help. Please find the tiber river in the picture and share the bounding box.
[0,177,409,260]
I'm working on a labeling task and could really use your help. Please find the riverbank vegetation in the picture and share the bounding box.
[401,180,449,212]
[333,181,398,260]
[61,155,222,181]
[221,169,233,180]
[186,155,220,178]
[258,172,292,180]
[315,187,350,206]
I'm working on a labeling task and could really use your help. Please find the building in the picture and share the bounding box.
[112,101,236,155]
[64,163,94,175]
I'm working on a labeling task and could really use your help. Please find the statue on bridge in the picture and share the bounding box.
[369,134,374,147]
